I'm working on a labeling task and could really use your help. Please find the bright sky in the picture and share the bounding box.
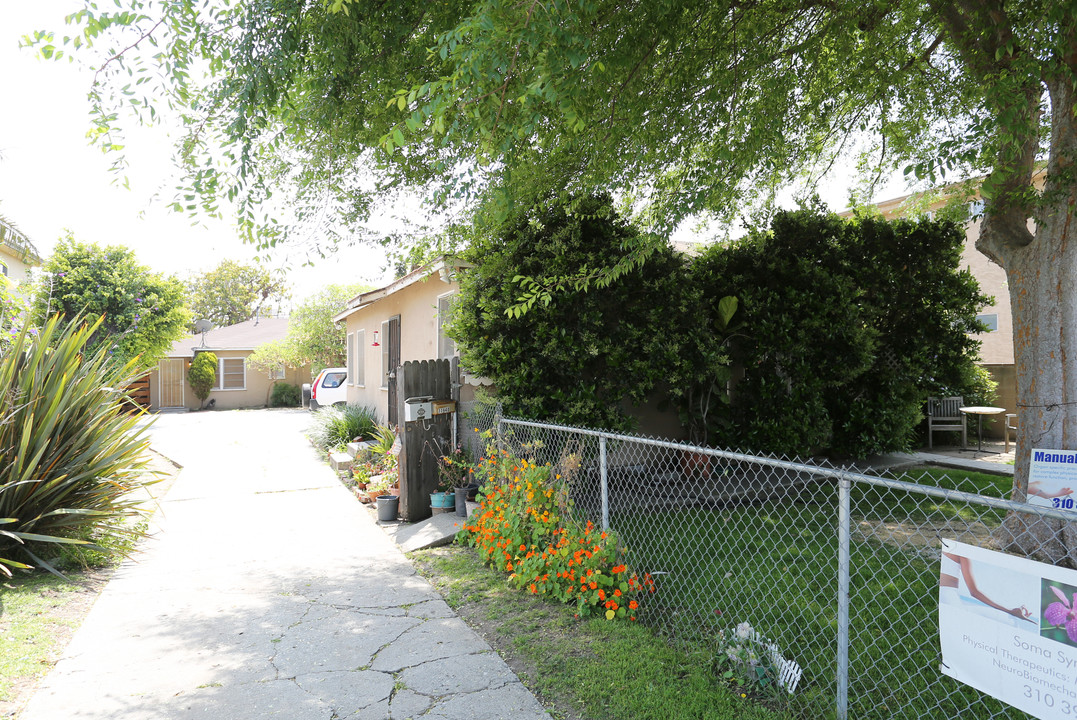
[0,2,395,305]
[0,3,906,303]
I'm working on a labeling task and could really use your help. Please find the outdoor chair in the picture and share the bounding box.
[1005,413,1018,453]
[927,396,967,449]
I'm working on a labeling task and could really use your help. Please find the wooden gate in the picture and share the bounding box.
[396,359,453,522]
[122,372,151,413]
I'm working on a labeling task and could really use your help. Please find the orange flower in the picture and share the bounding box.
[589,581,598,590]
[612,565,626,574]
[529,583,537,594]
[629,600,638,610]
[598,589,606,600]
[613,589,622,597]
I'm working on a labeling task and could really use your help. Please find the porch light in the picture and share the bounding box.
[371,329,380,347]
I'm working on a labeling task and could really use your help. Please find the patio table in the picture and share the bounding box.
[958,406,1006,453]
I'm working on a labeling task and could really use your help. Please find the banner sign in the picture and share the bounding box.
[1028,449,1077,510]
[940,539,1077,719]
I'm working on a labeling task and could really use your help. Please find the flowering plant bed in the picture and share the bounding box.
[458,448,654,620]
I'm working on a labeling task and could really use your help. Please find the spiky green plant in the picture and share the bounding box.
[307,404,379,451]
[0,315,158,577]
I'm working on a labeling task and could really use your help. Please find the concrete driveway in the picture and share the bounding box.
[20,408,548,720]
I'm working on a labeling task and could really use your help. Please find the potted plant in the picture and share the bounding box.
[437,444,474,517]
[367,477,391,504]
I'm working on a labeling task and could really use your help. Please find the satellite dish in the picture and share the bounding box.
[193,319,215,333]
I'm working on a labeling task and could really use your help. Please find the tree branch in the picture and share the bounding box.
[92,16,167,89]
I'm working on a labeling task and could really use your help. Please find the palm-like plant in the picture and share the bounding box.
[0,315,158,576]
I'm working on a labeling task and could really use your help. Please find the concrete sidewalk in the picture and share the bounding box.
[20,409,548,720]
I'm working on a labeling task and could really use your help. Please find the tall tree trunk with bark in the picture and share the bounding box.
[989,77,1077,563]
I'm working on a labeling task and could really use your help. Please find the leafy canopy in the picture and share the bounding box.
[247,283,370,375]
[186,260,289,329]
[35,1,1074,252]
[31,236,189,368]
[452,194,700,431]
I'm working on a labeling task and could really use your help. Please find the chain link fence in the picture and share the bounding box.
[456,397,501,460]
[482,412,1077,720]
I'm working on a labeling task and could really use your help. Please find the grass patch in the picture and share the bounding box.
[605,469,1026,720]
[0,571,108,711]
[857,465,1013,527]
[412,545,791,720]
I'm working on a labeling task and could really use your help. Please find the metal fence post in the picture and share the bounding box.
[837,471,851,720]
[599,435,609,531]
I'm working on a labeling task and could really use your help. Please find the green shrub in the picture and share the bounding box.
[453,193,696,431]
[188,351,217,408]
[307,404,379,450]
[694,206,991,457]
[0,315,158,577]
[270,381,301,407]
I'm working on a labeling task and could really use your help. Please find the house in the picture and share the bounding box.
[333,257,483,425]
[149,317,311,411]
[0,217,42,288]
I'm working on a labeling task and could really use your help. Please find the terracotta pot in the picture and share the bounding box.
[680,450,712,482]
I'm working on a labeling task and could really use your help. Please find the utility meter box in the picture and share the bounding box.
[404,396,433,422]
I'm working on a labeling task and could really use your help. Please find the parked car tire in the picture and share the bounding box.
[301,383,311,409]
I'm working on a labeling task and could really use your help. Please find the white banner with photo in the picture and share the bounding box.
[940,539,1077,720]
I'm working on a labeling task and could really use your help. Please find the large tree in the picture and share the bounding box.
[31,236,189,368]
[43,2,1077,557]
[247,283,370,375]
[186,260,289,329]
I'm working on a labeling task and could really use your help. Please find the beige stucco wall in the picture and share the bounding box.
[148,352,311,411]
[343,275,459,424]
[980,364,1018,439]
[961,217,1014,365]
[0,246,35,284]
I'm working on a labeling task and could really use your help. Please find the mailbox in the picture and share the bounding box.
[404,396,433,422]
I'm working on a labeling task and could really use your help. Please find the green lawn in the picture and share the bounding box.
[413,546,792,720]
[606,466,1026,720]
[0,571,104,710]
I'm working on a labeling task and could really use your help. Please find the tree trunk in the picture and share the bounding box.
[995,77,1077,564]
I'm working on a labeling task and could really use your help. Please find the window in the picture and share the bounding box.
[320,371,346,388]
[437,292,457,359]
[381,320,390,388]
[354,329,365,386]
[347,332,355,385]
[268,365,285,380]
[977,313,999,332]
[0,260,7,277]
[212,357,246,390]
